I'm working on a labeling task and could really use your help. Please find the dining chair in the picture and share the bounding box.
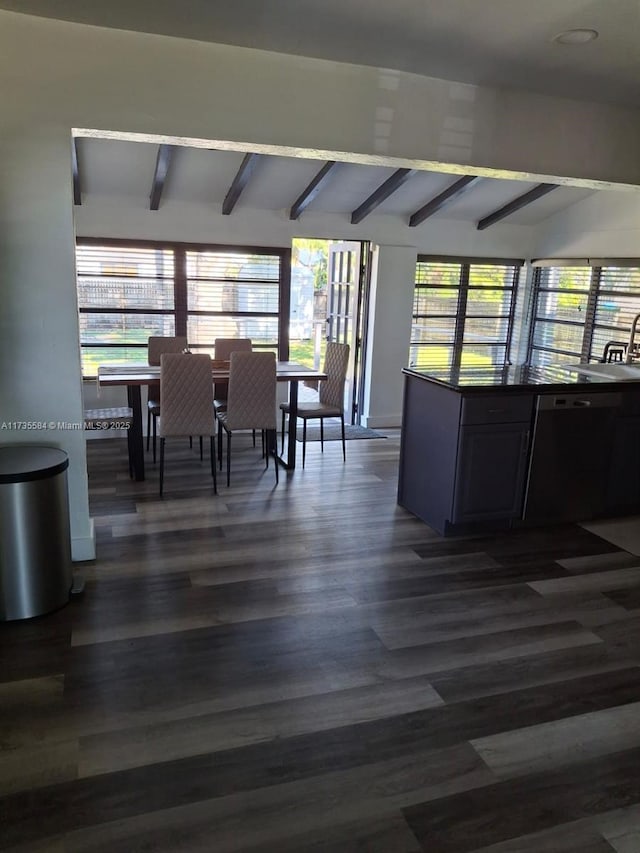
[147,335,188,463]
[280,341,350,468]
[212,338,252,416]
[213,338,256,462]
[158,353,217,497]
[216,351,279,487]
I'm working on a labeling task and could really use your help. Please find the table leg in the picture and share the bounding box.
[127,385,145,481]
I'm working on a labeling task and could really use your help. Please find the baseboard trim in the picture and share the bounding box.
[362,414,402,429]
[72,518,95,562]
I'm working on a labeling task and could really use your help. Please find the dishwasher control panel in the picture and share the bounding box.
[536,392,622,411]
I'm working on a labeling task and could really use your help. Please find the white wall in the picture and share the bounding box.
[363,246,417,428]
[1,8,637,556]
[76,194,536,252]
[0,128,94,561]
[2,10,640,189]
[534,188,640,258]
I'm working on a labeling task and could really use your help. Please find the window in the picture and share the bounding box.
[409,256,522,371]
[590,266,640,361]
[77,244,175,377]
[186,250,281,353]
[527,265,593,368]
[76,239,290,376]
[527,261,640,367]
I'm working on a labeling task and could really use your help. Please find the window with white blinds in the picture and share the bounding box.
[186,250,280,353]
[527,262,640,368]
[409,257,521,371]
[76,239,289,376]
[76,244,176,377]
[527,266,593,368]
[589,266,640,361]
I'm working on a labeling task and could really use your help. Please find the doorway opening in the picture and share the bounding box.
[290,238,372,425]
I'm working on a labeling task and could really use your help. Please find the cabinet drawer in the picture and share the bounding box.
[461,394,533,425]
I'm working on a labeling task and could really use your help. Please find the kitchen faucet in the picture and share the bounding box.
[625,312,640,363]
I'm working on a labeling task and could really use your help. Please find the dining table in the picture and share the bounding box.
[97,360,328,481]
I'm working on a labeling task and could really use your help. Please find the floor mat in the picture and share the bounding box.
[296,423,387,442]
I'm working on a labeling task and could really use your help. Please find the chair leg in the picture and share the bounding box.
[226,430,231,487]
[152,414,157,464]
[281,409,286,452]
[189,436,193,449]
[264,431,268,469]
[302,419,307,469]
[210,435,217,494]
[320,418,324,453]
[146,409,151,451]
[340,415,346,462]
[199,436,203,461]
[159,437,165,496]
[253,429,256,448]
[218,420,223,470]
[271,429,279,485]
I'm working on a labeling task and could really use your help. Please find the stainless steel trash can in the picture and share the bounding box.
[0,445,72,620]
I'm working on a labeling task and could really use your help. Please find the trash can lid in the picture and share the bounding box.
[0,446,69,483]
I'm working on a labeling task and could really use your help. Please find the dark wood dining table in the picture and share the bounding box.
[97,361,327,481]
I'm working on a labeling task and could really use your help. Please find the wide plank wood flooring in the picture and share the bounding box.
[2,433,640,851]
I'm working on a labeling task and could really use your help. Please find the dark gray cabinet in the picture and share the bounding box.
[399,369,640,537]
[605,390,640,515]
[605,415,640,513]
[398,372,533,534]
[452,422,530,523]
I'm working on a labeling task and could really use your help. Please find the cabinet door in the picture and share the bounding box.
[452,423,530,523]
[605,416,640,514]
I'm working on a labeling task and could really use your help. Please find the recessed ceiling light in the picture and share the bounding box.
[553,28,599,45]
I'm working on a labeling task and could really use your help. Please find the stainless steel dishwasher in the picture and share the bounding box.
[523,391,621,523]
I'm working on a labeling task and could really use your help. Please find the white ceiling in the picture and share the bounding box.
[2,0,639,106]
[77,137,597,228]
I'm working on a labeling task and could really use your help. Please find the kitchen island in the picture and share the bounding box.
[398,364,640,536]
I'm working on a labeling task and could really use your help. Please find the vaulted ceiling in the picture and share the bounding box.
[73,138,597,229]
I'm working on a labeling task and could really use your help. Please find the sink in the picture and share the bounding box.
[567,363,640,381]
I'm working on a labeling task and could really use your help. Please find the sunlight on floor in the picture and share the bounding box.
[582,516,640,556]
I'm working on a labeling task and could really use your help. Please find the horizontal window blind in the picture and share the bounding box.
[186,250,281,354]
[76,244,175,377]
[590,266,640,361]
[527,262,640,368]
[409,258,520,371]
[528,266,592,367]
[410,261,461,370]
[462,263,517,367]
[76,241,289,375]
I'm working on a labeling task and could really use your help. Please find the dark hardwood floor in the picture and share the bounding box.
[2,433,640,851]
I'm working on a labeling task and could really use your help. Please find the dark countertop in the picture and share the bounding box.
[402,364,640,394]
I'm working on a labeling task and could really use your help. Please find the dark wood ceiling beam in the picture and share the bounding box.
[289,161,338,220]
[351,168,416,225]
[477,182,559,230]
[222,153,261,215]
[409,175,481,227]
[149,144,175,211]
[72,138,82,206]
